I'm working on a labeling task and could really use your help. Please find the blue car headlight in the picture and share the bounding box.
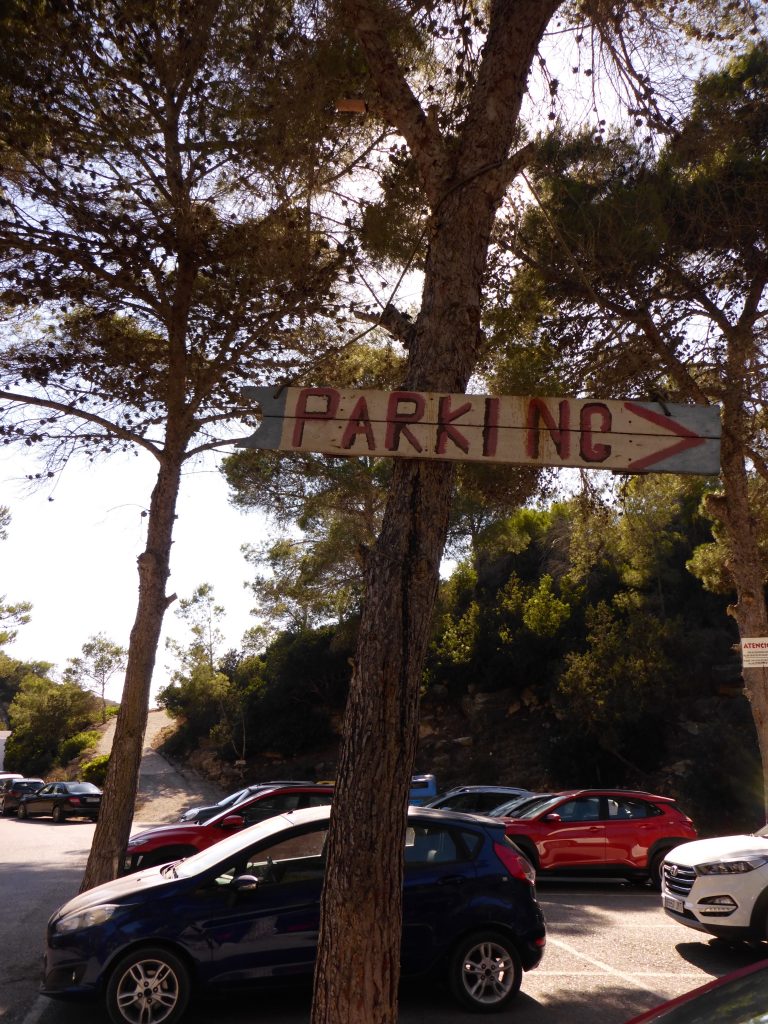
[697,858,768,875]
[54,904,121,934]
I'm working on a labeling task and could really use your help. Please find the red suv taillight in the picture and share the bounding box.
[66,797,82,806]
[494,841,536,884]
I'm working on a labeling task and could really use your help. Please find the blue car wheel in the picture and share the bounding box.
[106,946,191,1024]
[449,931,522,1012]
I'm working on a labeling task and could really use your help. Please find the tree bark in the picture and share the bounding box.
[708,409,768,815]
[79,452,183,891]
[312,3,560,1021]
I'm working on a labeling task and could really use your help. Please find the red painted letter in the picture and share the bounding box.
[483,397,499,457]
[580,403,612,462]
[526,399,571,460]
[341,396,377,450]
[385,392,425,452]
[291,388,340,447]
[436,396,471,455]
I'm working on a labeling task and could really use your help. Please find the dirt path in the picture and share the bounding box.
[99,708,226,826]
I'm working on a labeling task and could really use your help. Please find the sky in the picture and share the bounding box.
[0,445,269,704]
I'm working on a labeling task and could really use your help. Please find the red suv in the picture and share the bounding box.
[502,789,696,888]
[123,784,334,873]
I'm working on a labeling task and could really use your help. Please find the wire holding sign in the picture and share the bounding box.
[238,386,722,477]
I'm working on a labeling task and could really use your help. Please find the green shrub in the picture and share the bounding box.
[80,753,110,787]
[58,729,101,764]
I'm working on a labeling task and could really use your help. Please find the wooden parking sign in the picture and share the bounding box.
[238,386,721,476]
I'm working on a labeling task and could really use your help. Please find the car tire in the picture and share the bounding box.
[17,803,27,819]
[106,945,191,1024]
[512,839,539,872]
[52,806,65,824]
[649,851,666,890]
[448,930,522,1012]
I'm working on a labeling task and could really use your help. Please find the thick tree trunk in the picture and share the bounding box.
[312,458,454,1022]
[312,6,559,1019]
[80,453,183,891]
[709,425,768,815]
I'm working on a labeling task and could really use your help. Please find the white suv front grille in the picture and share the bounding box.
[664,861,696,896]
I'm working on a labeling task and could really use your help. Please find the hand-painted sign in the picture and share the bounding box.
[238,386,721,475]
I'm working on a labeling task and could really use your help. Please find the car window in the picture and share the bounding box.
[555,798,601,822]
[68,783,101,794]
[218,789,249,808]
[302,793,333,809]
[492,795,549,817]
[203,828,330,889]
[473,793,516,812]
[606,798,650,820]
[460,829,483,858]
[434,793,475,812]
[404,825,463,865]
[239,794,302,825]
[517,795,564,819]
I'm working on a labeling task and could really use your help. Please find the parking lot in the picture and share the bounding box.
[3,810,765,1024]
[2,725,764,1024]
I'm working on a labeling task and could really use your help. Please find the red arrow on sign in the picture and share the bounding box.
[623,401,708,471]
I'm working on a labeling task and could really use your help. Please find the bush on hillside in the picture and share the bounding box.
[80,754,110,787]
[58,729,101,764]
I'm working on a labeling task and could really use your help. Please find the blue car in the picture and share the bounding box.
[42,805,546,1024]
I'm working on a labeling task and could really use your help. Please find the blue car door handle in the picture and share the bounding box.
[438,875,466,886]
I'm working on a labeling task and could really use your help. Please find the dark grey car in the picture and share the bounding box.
[0,777,45,815]
[17,780,101,822]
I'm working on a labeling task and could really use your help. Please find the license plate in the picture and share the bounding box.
[663,894,684,913]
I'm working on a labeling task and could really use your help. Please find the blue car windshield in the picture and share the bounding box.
[175,810,321,877]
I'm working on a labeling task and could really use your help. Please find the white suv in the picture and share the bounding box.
[662,827,768,940]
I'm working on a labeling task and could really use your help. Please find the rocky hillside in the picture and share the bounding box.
[171,683,763,838]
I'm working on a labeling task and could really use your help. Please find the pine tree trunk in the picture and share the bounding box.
[312,6,559,1019]
[709,424,768,815]
[80,453,183,891]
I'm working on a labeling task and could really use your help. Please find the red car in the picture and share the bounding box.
[501,788,696,888]
[623,958,768,1023]
[123,784,334,873]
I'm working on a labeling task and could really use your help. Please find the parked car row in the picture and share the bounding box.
[8,765,766,1023]
[1,776,102,821]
